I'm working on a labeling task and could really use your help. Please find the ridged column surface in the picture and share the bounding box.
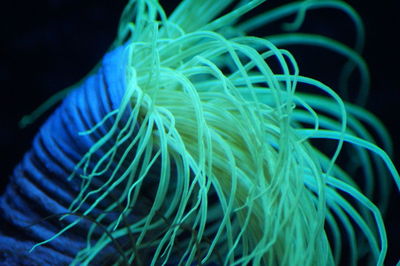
[0,46,130,265]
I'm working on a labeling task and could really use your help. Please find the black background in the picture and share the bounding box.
[1,0,399,265]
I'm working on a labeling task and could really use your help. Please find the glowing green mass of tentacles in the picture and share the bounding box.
[30,1,399,265]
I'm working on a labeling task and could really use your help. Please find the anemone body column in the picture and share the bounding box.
[0,46,129,265]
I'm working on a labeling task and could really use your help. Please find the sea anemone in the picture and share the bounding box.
[1,0,398,265]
